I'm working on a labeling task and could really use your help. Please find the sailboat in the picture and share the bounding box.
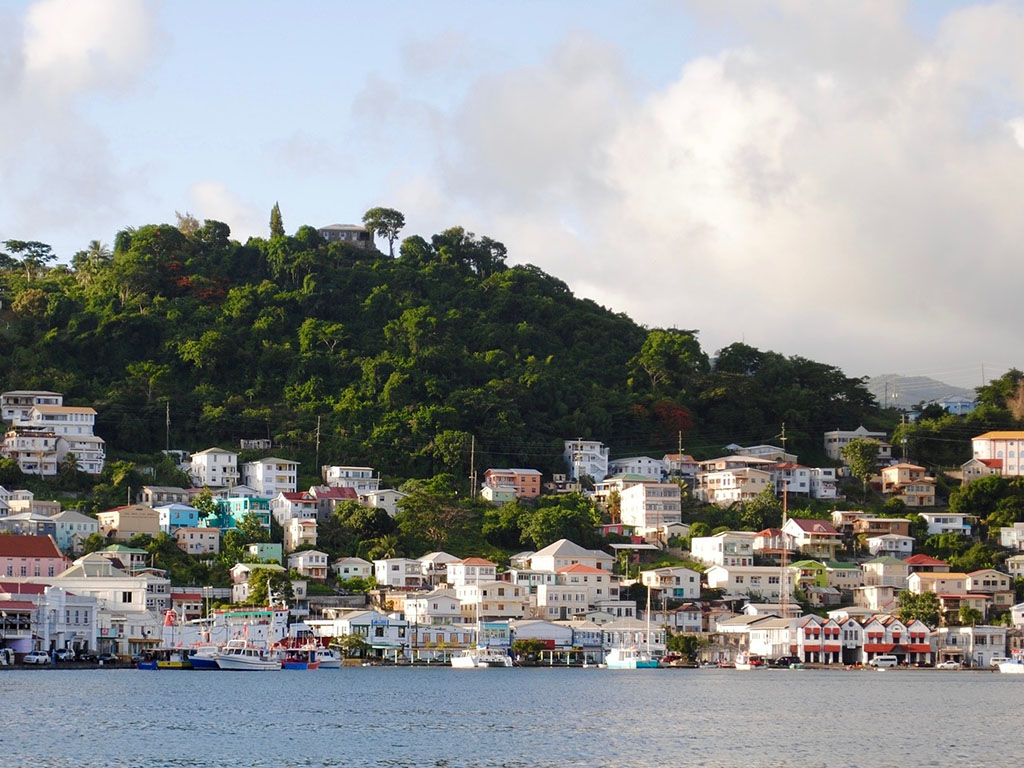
[450,570,512,668]
[604,584,659,669]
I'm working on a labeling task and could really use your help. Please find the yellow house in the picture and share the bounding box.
[880,463,935,507]
[96,504,160,541]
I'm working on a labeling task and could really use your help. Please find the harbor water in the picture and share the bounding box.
[1,667,1020,767]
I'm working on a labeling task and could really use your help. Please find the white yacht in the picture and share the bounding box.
[215,642,281,671]
[450,647,513,668]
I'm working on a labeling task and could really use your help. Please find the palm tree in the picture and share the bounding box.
[367,534,399,560]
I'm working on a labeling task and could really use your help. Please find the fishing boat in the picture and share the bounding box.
[215,641,281,671]
[279,646,321,670]
[156,650,193,670]
[315,648,343,669]
[734,652,764,670]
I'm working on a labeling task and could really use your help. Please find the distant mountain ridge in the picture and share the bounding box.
[866,374,976,408]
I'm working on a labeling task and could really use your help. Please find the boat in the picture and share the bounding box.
[157,650,193,670]
[188,645,221,671]
[215,641,281,671]
[279,646,321,670]
[604,645,659,669]
[315,648,343,669]
[604,583,660,669]
[450,647,513,668]
[998,659,1024,675]
[136,657,158,670]
[734,652,764,670]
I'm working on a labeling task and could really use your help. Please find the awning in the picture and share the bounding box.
[824,645,841,653]
[904,644,932,652]
[864,643,896,653]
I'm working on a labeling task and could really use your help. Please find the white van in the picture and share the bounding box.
[869,654,899,668]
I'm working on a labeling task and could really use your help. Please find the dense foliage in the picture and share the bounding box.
[0,216,888,490]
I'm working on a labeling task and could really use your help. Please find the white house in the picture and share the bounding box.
[243,457,299,497]
[331,556,372,580]
[607,456,664,480]
[321,465,380,492]
[640,566,700,600]
[563,438,609,482]
[404,588,464,625]
[1000,523,1024,550]
[705,565,792,600]
[619,482,681,529]
[270,491,318,526]
[1,390,63,422]
[809,468,838,500]
[445,557,498,587]
[919,511,972,536]
[556,564,616,606]
[824,426,892,464]
[528,539,614,572]
[866,533,915,558]
[189,447,239,488]
[697,467,774,505]
[373,558,425,589]
[173,527,219,556]
[690,531,755,567]
[284,518,317,553]
[359,489,408,518]
[287,550,329,582]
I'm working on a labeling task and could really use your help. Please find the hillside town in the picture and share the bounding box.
[2,388,1024,669]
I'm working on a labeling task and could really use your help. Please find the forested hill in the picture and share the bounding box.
[0,218,885,483]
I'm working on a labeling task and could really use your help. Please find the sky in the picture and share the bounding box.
[0,0,1020,388]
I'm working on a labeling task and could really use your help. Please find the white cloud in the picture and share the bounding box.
[384,2,1024,375]
[22,0,158,97]
[187,181,263,243]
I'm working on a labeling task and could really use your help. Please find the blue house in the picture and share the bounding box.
[155,503,201,533]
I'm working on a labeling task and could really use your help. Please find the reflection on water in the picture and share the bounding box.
[0,667,1018,767]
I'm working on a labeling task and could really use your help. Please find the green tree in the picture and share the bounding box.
[739,487,783,531]
[334,633,370,658]
[3,239,55,281]
[665,633,707,662]
[897,590,940,627]
[629,328,709,395]
[958,604,983,626]
[269,202,285,238]
[246,568,294,606]
[511,638,548,665]
[193,488,217,520]
[362,207,405,257]
[841,439,879,495]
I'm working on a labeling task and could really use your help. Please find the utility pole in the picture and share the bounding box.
[165,401,170,452]
[779,422,787,451]
[780,481,790,621]
[468,435,477,498]
[315,415,321,480]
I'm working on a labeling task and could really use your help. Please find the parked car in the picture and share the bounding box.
[97,653,118,665]
[54,648,75,662]
[771,656,802,668]
[936,660,961,670]
[868,654,899,668]
[23,651,52,665]
[77,651,98,663]
[990,657,1012,667]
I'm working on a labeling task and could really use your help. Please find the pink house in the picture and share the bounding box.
[0,535,68,579]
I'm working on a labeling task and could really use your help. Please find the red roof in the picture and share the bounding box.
[758,528,784,536]
[316,487,357,500]
[0,535,63,559]
[558,564,605,574]
[978,458,1003,469]
[0,600,36,611]
[172,593,203,601]
[0,581,47,595]
[904,554,948,566]
[282,492,315,502]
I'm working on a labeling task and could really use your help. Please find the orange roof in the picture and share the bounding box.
[904,554,948,566]
[459,557,496,566]
[558,564,606,574]
[974,431,1024,439]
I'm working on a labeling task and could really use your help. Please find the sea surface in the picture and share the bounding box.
[1,666,1020,768]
